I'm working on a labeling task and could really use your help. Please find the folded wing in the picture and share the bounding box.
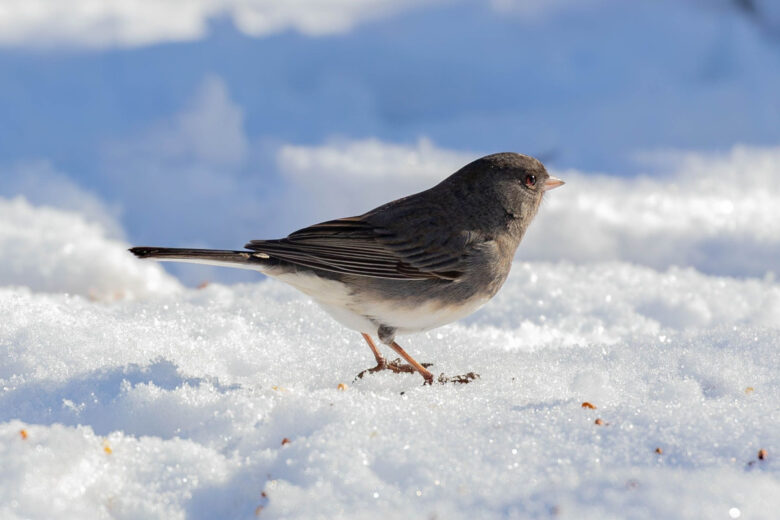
[245,215,473,281]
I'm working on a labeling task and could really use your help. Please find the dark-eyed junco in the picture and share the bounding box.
[131,153,563,384]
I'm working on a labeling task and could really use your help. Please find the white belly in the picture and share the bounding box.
[273,271,376,333]
[356,295,489,335]
[273,270,489,336]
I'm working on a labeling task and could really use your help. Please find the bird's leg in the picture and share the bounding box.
[355,332,434,382]
[387,341,434,385]
[355,333,415,379]
[376,326,434,384]
[362,333,387,369]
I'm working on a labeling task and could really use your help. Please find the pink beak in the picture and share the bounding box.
[543,176,565,191]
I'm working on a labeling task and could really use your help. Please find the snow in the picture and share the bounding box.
[2,150,779,518]
[0,196,180,300]
[521,146,780,278]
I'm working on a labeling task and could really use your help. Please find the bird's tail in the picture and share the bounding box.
[129,247,270,271]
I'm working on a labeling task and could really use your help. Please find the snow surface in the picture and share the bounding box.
[521,146,780,278]
[0,196,180,300]
[2,149,780,518]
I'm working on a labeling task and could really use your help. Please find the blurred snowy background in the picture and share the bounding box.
[1,1,780,519]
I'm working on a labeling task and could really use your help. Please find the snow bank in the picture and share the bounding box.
[520,146,780,277]
[1,263,778,519]
[0,160,124,238]
[0,196,181,300]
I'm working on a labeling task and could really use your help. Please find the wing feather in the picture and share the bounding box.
[245,216,471,281]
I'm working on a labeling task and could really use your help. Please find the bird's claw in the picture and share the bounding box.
[354,358,434,381]
[354,359,477,385]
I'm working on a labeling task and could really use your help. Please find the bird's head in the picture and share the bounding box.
[446,152,564,223]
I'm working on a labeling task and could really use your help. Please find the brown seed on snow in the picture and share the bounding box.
[758,449,768,460]
[337,383,348,391]
[655,447,663,454]
[594,418,605,426]
[281,437,291,446]
[581,402,596,409]
[19,429,28,440]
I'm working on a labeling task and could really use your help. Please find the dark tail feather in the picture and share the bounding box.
[129,247,270,270]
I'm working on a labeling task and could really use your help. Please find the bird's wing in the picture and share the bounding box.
[245,215,475,281]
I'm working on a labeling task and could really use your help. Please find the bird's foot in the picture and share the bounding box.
[355,358,433,381]
[388,357,433,374]
[437,372,480,384]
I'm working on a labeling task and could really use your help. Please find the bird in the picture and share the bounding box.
[130,152,563,384]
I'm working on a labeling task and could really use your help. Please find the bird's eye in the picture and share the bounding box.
[524,174,537,188]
